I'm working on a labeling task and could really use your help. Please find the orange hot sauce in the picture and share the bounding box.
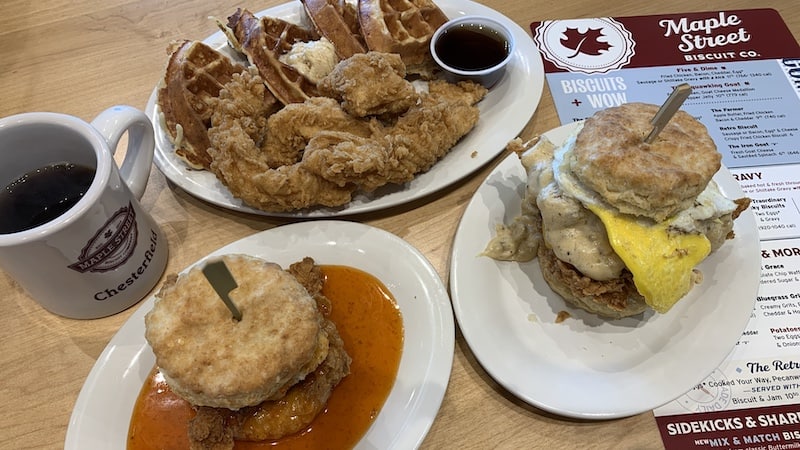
[127,265,404,450]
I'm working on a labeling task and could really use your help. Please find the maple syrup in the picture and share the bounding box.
[433,23,510,71]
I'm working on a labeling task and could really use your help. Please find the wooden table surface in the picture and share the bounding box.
[1,0,797,448]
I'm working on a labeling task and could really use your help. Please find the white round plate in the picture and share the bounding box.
[450,123,761,419]
[65,220,455,449]
[145,0,544,217]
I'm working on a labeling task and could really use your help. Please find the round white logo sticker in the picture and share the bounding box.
[533,18,636,74]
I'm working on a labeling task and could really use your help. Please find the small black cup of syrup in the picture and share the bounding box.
[431,15,515,88]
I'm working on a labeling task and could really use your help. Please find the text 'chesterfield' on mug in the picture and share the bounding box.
[0,106,168,319]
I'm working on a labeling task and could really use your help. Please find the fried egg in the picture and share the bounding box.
[551,130,737,313]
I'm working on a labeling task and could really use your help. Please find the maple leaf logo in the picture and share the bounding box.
[534,18,634,74]
[560,27,612,58]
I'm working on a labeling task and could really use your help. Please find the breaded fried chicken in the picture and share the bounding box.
[287,257,332,316]
[302,79,487,190]
[263,96,379,166]
[427,78,489,105]
[301,131,390,191]
[204,52,487,212]
[208,82,356,211]
[208,69,279,165]
[381,80,486,184]
[189,322,350,448]
[208,122,355,211]
[318,52,419,117]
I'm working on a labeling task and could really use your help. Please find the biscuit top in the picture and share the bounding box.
[144,254,325,409]
[571,102,721,221]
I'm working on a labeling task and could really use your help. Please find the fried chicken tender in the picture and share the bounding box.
[301,132,390,191]
[427,78,490,104]
[214,68,280,135]
[210,68,376,169]
[208,79,356,211]
[318,51,419,117]
[263,96,378,167]
[287,257,331,316]
[205,52,486,212]
[208,69,279,165]
[208,120,354,211]
[382,80,487,183]
[302,79,487,190]
[188,259,351,450]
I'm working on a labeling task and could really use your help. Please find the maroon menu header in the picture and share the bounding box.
[531,8,800,73]
[657,404,800,448]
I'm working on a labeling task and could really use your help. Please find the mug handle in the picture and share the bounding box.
[90,105,155,200]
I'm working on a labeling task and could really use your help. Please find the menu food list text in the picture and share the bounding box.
[531,9,800,449]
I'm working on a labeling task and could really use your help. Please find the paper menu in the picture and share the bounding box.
[530,8,800,449]
[531,8,800,170]
[651,237,800,449]
[732,164,800,242]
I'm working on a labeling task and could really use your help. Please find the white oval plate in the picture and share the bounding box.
[145,0,544,217]
[450,122,761,419]
[65,220,455,449]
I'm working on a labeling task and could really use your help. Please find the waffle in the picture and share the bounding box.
[301,0,366,59]
[157,40,245,169]
[226,8,321,105]
[358,0,448,71]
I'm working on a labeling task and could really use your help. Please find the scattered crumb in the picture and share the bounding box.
[555,311,571,323]
[506,136,541,157]
[506,137,524,155]
[470,150,478,158]
[692,268,704,284]
[527,313,538,323]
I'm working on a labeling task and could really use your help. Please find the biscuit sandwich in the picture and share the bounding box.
[486,102,750,318]
[144,254,351,446]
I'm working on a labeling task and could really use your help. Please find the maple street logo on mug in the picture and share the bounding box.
[533,18,636,74]
[68,202,138,273]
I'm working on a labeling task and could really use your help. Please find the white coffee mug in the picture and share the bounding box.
[0,106,168,319]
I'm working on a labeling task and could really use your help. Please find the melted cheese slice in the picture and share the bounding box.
[587,204,711,313]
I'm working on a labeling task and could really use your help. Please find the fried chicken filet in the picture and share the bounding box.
[206,51,486,212]
[318,51,419,117]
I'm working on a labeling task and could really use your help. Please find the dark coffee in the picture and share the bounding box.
[0,163,95,234]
